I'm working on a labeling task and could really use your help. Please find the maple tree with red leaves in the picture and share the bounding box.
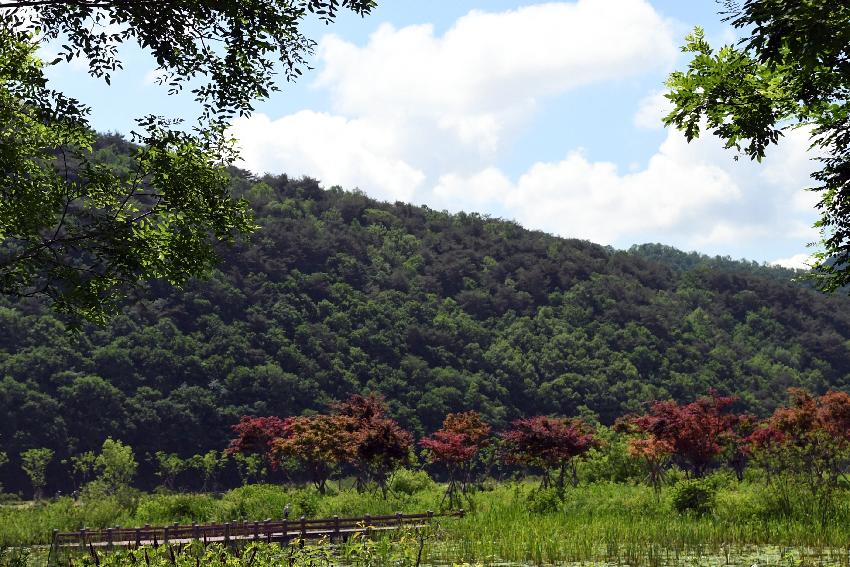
[333,394,413,495]
[270,414,355,494]
[421,411,491,504]
[227,394,414,496]
[619,392,740,477]
[726,412,757,481]
[307,393,412,495]
[627,436,673,492]
[352,417,413,497]
[500,415,598,490]
[225,416,291,463]
[331,393,387,423]
[747,389,850,501]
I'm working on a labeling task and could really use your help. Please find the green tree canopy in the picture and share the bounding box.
[20,447,53,499]
[0,1,376,321]
[2,0,376,120]
[664,1,850,291]
[95,438,137,493]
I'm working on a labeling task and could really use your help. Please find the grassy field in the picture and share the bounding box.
[3,472,850,565]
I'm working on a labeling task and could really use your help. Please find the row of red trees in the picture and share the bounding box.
[618,389,850,496]
[226,389,850,499]
[226,395,601,498]
[226,395,412,495]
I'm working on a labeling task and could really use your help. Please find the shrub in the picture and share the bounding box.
[219,484,291,521]
[525,487,562,514]
[0,494,20,505]
[388,469,434,496]
[291,488,321,518]
[671,479,716,515]
[136,494,217,524]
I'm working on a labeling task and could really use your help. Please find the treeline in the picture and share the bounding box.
[2,135,850,493]
[8,390,849,519]
[227,389,850,511]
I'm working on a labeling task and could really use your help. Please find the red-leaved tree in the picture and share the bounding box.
[226,416,291,464]
[627,436,673,492]
[620,392,739,477]
[352,417,413,497]
[332,394,413,496]
[500,416,598,490]
[270,414,354,494]
[420,411,491,505]
[331,393,387,423]
[748,389,850,503]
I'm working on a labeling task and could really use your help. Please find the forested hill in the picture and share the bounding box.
[628,243,808,285]
[2,155,850,487]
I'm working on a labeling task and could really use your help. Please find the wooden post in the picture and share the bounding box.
[144,524,151,546]
[107,528,114,551]
[253,521,259,540]
[164,525,169,546]
[299,516,306,540]
[48,529,58,567]
[396,511,403,528]
[192,523,199,540]
[79,528,86,552]
[364,514,371,536]
[135,527,141,548]
[333,516,340,542]
[282,518,289,542]
[224,522,230,547]
[263,519,270,543]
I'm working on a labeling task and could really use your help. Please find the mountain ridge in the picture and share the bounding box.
[1,142,848,489]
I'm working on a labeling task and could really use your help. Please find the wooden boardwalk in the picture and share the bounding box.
[50,510,463,557]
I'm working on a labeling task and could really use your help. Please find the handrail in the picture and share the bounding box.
[51,509,464,552]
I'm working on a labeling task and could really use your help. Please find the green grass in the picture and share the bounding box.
[431,481,850,565]
[4,474,850,565]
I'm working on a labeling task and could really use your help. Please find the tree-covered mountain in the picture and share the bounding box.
[2,137,850,491]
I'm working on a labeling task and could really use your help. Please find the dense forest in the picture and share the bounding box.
[2,135,849,493]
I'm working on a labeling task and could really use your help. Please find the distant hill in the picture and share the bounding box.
[628,243,808,285]
[1,137,849,490]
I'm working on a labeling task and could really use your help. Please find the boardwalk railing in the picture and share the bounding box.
[50,510,463,556]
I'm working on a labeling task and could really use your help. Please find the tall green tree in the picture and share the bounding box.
[0,1,376,321]
[664,1,850,291]
[188,450,228,492]
[95,438,136,493]
[153,451,188,491]
[65,451,97,490]
[20,447,53,500]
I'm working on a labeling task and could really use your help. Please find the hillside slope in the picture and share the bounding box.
[2,158,849,488]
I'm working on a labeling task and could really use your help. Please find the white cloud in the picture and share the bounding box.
[430,124,822,253]
[771,253,814,270]
[319,0,675,112]
[235,0,678,205]
[143,68,168,86]
[231,1,822,262]
[231,112,425,203]
[634,90,673,130]
[433,130,743,245]
[313,0,676,159]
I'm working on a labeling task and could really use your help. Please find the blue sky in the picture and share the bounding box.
[45,0,818,268]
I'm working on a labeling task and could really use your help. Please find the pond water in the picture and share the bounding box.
[429,545,850,566]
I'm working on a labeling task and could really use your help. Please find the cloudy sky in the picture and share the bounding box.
[47,0,819,268]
